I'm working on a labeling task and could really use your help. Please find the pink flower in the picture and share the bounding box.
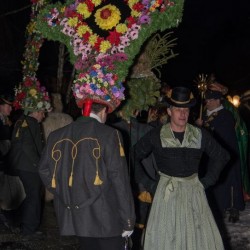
[117,45,125,53]
[131,24,141,31]
[111,47,118,54]
[129,30,139,40]
[120,37,130,47]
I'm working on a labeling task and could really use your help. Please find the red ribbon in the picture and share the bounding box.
[82,99,93,117]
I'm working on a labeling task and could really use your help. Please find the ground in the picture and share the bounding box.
[0,201,250,249]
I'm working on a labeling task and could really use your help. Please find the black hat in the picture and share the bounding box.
[0,93,13,105]
[164,87,196,108]
[204,90,223,100]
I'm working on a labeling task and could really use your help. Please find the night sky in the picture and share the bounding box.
[0,0,250,95]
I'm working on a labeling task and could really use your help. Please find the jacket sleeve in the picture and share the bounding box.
[200,129,230,188]
[133,129,156,186]
[106,129,135,231]
[38,135,56,195]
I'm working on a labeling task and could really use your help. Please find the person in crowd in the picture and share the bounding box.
[0,94,13,225]
[134,86,230,250]
[196,89,245,224]
[0,94,13,173]
[208,80,250,202]
[42,93,73,202]
[38,100,135,250]
[9,80,51,240]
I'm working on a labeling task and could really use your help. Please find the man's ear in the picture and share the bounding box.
[167,108,171,117]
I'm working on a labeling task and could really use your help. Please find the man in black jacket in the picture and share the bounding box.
[9,79,51,240]
[38,102,135,250]
[197,90,245,222]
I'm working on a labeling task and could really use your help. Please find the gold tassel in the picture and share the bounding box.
[116,130,125,157]
[51,177,56,188]
[15,128,20,138]
[21,120,28,127]
[119,144,125,157]
[94,171,103,185]
[69,174,73,187]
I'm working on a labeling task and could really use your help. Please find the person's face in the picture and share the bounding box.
[31,110,45,123]
[167,106,189,131]
[205,98,220,111]
[0,103,12,116]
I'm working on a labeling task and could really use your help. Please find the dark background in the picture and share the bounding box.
[0,0,250,95]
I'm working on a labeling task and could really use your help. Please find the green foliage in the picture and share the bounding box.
[118,76,161,121]
[146,32,178,78]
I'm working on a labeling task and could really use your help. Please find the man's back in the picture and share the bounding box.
[39,117,135,238]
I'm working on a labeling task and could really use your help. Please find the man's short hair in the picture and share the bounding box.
[91,103,108,114]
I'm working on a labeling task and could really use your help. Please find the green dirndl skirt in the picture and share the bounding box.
[143,172,224,250]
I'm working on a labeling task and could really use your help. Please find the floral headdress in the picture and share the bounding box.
[13,76,52,115]
[37,0,184,114]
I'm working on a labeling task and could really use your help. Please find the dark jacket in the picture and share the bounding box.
[203,108,245,211]
[9,115,44,173]
[0,118,12,172]
[38,116,135,237]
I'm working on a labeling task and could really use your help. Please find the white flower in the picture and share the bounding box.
[37,101,44,108]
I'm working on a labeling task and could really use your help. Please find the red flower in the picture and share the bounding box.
[13,101,21,110]
[16,92,26,100]
[83,31,91,42]
[24,78,33,87]
[85,0,95,12]
[133,2,144,12]
[94,37,104,51]
[107,30,121,46]
[126,16,136,28]
[113,74,118,81]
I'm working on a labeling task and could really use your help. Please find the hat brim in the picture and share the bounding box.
[164,97,196,108]
[0,98,13,105]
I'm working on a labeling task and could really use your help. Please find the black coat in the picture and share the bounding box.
[203,108,245,212]
[9,115,44,173]
[38,116,135,237]
[0,118,12,171]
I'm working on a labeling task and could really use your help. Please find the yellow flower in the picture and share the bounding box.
[92,0,102,6]
[97,84,101,88]
[27,22,35,34]
[29,89,37,97]
[116,24,128,34]
[104,82,108,87]
[77,3,91,18]
[77,25,91,36]
[94,64,101,69]
[68,17,78,27]
[99,40,112,53]
[95,5,121,30]
[89,34,98,46]
[131,10,140,17]
[61,7,65,13]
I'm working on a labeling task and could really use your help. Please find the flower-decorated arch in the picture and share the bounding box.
[21,0,184,115]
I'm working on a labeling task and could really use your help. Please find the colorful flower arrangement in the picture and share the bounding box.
[13,76,52,114]
[73,63,125,111]
[22,0,48,77]
[36,0,184,112]
[44,0,171,67]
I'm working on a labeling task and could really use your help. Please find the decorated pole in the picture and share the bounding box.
[194,74,209,120]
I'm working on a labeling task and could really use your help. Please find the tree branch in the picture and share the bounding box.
[0,4,31,18]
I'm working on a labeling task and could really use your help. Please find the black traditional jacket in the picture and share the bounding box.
[134,123,230,189]
[9,115,44,173]
[38,116,135,237]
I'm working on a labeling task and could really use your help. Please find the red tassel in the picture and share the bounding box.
[82,99,93,117]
